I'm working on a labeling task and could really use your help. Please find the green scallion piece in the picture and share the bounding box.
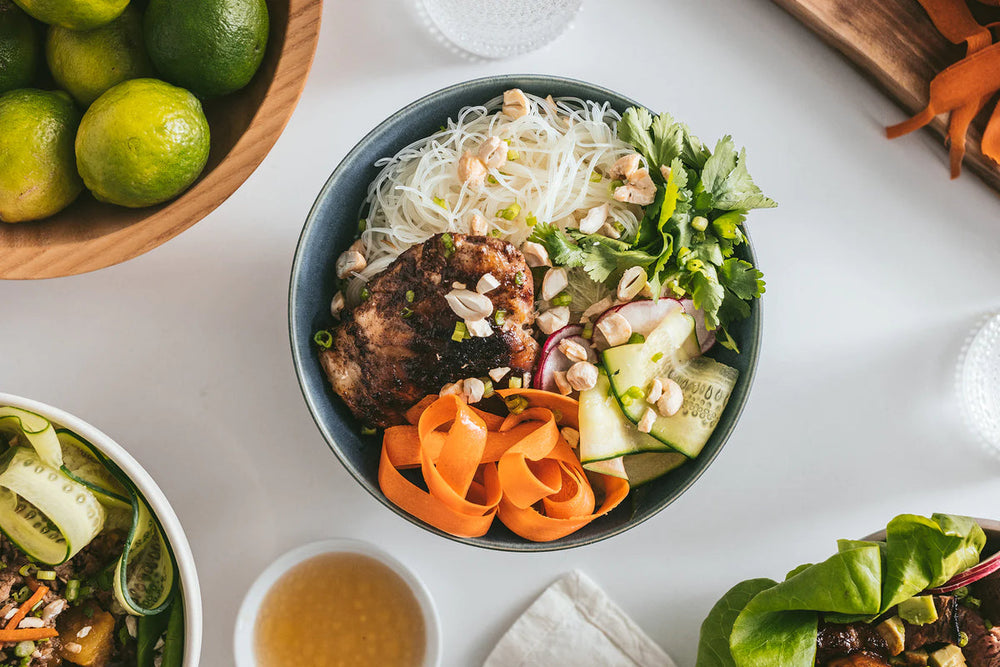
[17,564,33,577]
[501,203,521,221]
[313,330,333,349]
[482,379,495,398]
[13,641,34,658]
[621,395,634,407]
[505,397,528,415]
[360,286,371,301]
[551,292,572,307]
[489,229,503,238]
[401,307,414,319]
[494,310,507,326]
[360,426,377,436]
[628,333,646,345]
[358,218,367,233]
[507,149,519,161]
[65,580,80,602]
[582,323,594,340]
[508,376,523,389]
[405,290,415,302]
[452,321,468,342]
[686,259,705,273]
[487,175,498,185]
[626,386,645,400]
[12,586,29,603]
[610,179,624,190]
[35,570,56,581]
[651,352,664,362]
[525,214,537,227]
[692,215,709,232]
[441,233,455,258]
[590,172,602,183]
[514,271,525,286]
[958,631,970,648]
[433,196,449,210]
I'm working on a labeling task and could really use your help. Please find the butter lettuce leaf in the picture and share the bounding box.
[697,579,776,667]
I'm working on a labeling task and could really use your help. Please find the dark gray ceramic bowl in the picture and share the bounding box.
[289,74,763,551]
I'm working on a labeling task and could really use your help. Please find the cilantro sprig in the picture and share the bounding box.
[529,108,774,352]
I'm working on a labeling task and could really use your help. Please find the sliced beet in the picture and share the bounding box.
[594,298,684,339]
[535,325,597,391]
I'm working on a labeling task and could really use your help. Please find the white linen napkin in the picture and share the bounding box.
[484,570,677,667]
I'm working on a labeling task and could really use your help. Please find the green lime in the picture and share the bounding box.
[144,0,268,99]
[46,5,152,106]
[75,78,210,208]
[0,1,40,93]
[0,89,83,223]
[12,0,128,30]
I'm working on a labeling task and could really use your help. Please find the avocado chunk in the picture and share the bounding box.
[929,644,966,667]
[899,596,939,625]
[903,651,930,666]
[876,615,906,656]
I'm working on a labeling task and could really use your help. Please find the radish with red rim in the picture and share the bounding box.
[534,324,597,392]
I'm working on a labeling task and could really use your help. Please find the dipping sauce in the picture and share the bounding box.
[254,552,426,667]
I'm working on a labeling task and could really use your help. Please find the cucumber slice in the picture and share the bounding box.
[58,430,131,510]
[0,406,63,469]
[602,309,738,458]
[114,495,174,616]
[579,376,688,485]
[0,447,105,564]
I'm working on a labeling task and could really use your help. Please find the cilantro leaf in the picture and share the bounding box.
[683,265,725,330]
[702,137,776,211]
[529,223,585,267]
[719,258,765,300]
[617,107,657,168]
[570,233,657,283]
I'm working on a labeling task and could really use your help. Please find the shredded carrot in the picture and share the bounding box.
[379,392,628,542]
[915,0,992,50]
[0,585,58,644]
[981,100,1000,163]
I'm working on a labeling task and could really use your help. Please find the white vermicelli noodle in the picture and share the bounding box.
[349,92,643,298]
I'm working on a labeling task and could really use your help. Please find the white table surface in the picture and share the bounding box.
[4,0,1000,664]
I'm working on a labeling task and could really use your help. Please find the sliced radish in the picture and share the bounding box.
[534,325,597,391]
[681,299,716,353]
[926,551,1000,594]
[594,298,684,339]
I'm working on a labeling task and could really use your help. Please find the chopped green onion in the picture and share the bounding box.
[360,426,377,436]
[35,570,56,581]
[313,330,333,349]
[17,564,33,577]
[482,379,495,398]
[507,149,519,161]
[551,292,572,307]
[678,247,691,262]
[505,396,528,414]
[65,580,80,603]
[621,395,634,407]
[967,596,982,609]
[487,175,498,185]
[494,310,507,326]
[514,271,525,286]
[500,203,521,220]
[590,172,602,183]
[12,586,29,603]
[692,215,709,232]
[958,631,970,648]
[433,196,449,210]
[13,641,34,658]
[360,286,371,301]
[405,290,415,302]
[401,307,414,319]
[626,386,645,400]
[610,179,624,191]
[489,229,504,238]
[651,352,664,362]
[628,333,646,345]
[525,214,537,227]
[582,323,594,340]
[508,376,523,389]
[686,259,705,273]
[955,587,970,599]
[358,218,367,233]
[441,233,455,258]
[452,321,468,342]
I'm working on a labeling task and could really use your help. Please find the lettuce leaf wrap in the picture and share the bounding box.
[696,513,987,667]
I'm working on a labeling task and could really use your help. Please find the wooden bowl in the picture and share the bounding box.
[0,0,323,280]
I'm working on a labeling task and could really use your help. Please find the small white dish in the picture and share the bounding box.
[0,392,203,665]
[234,538,442,667]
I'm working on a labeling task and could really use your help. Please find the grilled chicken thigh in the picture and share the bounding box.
[321,234,538,427]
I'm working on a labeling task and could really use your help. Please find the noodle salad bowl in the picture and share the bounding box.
[0,393,202,665]
[290,75,764,551]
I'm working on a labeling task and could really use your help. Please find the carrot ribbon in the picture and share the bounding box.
[0,585,58,643]
[378,391,629,542]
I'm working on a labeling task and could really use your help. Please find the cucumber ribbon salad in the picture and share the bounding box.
[0,406,181,666]
[697,513,998,667]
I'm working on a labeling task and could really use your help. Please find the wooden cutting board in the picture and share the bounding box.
[772,0,1000,191]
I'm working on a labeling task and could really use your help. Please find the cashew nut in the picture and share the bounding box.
[477,273,501,294]
[601,222,621,240]
[464,377,486,403]
[558,338,589,363]
[541,267,568,301]
[445,289,493,321]
[609,153,641,180]
[613,168,656,206]
[617,266,648,301]
[335,247,367,279]
[440,380,465,398]
[502,88,530,119]
[521,241,551,268]
[489,367,510,382]
[647,378,663,404]
[656,378,684,417]
[330,292,346,318]
[536,307,570,335]
[578,203,609,234]
[637,407,657,433]
[566,362,599,392]
[478,136,507,170]
[581,297,613,323]
[458,151,487,187]
[553,371,572,396]
[561,427,580,448]
[469,212,488,236]
[596,312,632,347]
[465,318,493,337]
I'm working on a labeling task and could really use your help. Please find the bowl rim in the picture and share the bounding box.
[289,73,763,552]
[0,0,324,281]
[0,392,203,666]
[232,537,442,667]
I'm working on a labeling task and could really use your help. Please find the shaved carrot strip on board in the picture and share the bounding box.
[379,392,629,542]
[979,100,1000,163]
[916,0,992,50]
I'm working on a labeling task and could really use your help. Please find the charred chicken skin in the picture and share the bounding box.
[321,233,538,427]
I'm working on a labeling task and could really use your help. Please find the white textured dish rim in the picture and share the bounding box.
[233,538,442,667]
[0,392,203,666]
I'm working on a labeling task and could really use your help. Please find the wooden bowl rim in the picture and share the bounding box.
[0,0,323,280]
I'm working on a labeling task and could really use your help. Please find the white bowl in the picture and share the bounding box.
[234,538,442,667]
[0,392,203,666]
